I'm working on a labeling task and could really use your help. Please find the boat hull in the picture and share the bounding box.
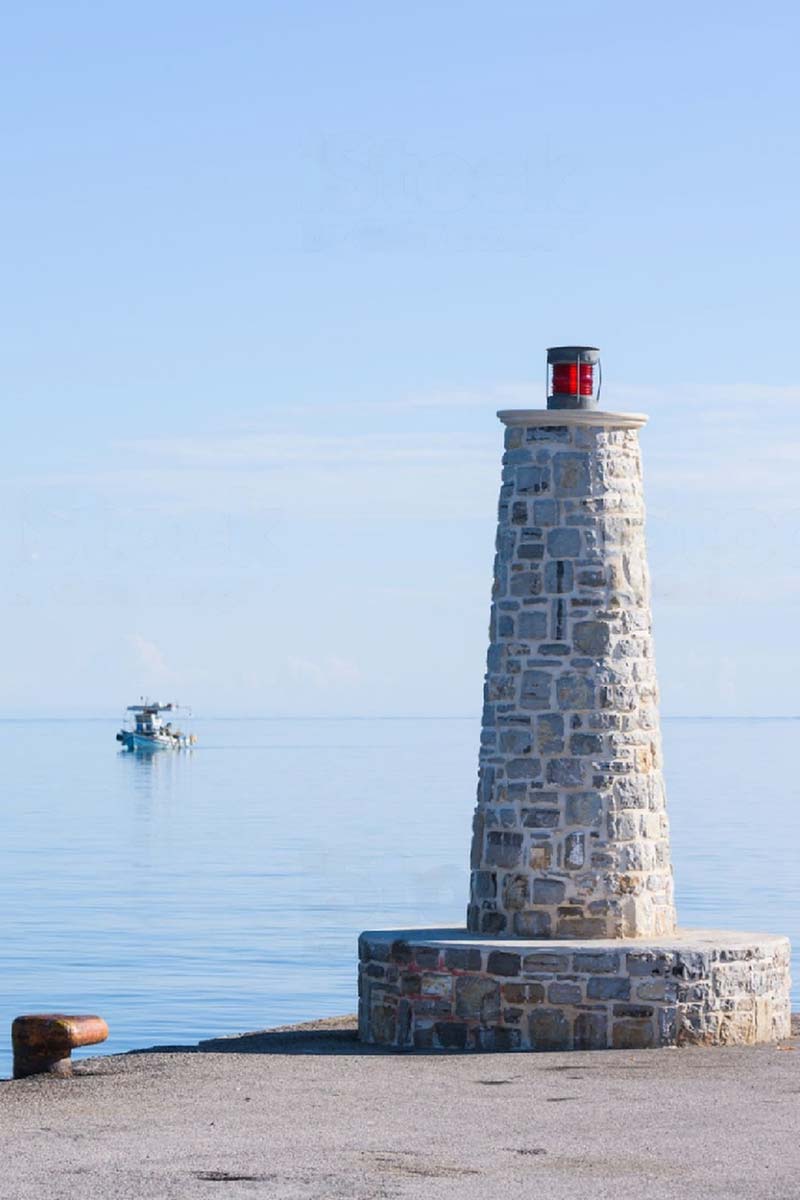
[117,731,191,751]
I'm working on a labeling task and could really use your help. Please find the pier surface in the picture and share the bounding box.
[2,1014,799,1199]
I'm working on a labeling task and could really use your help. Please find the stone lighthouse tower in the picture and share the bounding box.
[468,346,675,943]
[359,347,790,1052]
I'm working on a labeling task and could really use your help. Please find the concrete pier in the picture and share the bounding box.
[3,1016,800,1199]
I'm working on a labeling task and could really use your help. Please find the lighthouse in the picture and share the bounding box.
[359,348,790,1051]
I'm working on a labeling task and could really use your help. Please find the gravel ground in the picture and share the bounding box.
[2,1015,799,1199]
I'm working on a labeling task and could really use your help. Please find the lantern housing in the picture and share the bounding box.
[546,346,601,410]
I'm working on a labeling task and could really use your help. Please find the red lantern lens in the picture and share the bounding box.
[552,362,593,396]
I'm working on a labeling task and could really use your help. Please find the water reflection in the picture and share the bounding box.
[117,744,194,797]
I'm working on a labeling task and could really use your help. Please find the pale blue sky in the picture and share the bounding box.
[1,2,798,716]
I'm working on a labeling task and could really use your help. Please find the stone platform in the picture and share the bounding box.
[358,927,791,1051]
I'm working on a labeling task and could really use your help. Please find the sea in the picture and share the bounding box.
[1,716,797,1078]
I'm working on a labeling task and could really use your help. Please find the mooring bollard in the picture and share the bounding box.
[12,1013,108,1079]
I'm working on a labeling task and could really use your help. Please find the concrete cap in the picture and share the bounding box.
[498,409,647,430]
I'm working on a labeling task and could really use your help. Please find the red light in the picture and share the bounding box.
[552,362,593,396]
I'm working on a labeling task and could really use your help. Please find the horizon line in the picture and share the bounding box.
[0,713,797,723]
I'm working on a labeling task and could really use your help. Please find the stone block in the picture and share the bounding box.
[522,952,570,973]
[544,560,574,593]
[470,810,485,869]
[657,1006,678,1045]
[514,910,552,937]
[532,878,566,904]
[587,976,630,1000]
[412,997,451,1017]
[612,1018,655,1049]
[434,1022,468,1050]
[516,466,551,494]
[480,910,508,934]
[420,974,453,998]
[547,758,585,787]
[574,1010,608,1050]
[485,831,523,868]
[520,670,552,710]
[564,832,586,868]
[358,937,380,963]
[565,792,603,826]
[529,1008,572,1051]
[507,757,542,780]
[510,571,543,597]
[626,952,675,977]
[548,982,582,1005]
[551,597,568,640]
[370,1003,397,1044]
[557,673,595,710]
[502,873,529,910]
[472,873,496,902]
[613,1003,655,1020]
[476,1026,521,1052]
[444,947,482,972]
[518,611,548,640]
[455,976,501,1023]
[570,733,603,755]
[526,426,570,443]
[636,979,670,1001]
[529,842,553,870]
[537,714,564,754]
[553,452,590,496]
[390,940,413,963]
[577,568,605,588]
[503,982,546,1005]
[484,807,517,830]
[522,807,560,829]
[573,620,611,657]
[556,912,608,938]
[499,729,533,753]
[573,951,620,973]
[608,812,639,840]
[487,675,516,702]
[533,500,558,525]
[547,527,582,558]
[487,950,521,977]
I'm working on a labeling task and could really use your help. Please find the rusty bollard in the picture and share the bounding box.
[12,1014,108,1079]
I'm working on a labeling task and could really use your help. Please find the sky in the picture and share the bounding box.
[1,1,799,717]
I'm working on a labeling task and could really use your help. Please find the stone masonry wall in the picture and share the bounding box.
[468,416,676,940]
[359,931,791,1051]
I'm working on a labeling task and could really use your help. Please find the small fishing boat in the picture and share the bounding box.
[116,701,196,751]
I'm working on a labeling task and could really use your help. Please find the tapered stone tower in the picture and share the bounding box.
[359,347,790,1052]
[468,399,675,941]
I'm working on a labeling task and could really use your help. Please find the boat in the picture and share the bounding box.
[116,701,196,751]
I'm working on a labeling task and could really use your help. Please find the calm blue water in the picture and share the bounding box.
[1,717,797,1077]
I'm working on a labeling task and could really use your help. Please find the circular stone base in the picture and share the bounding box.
[358,928,791,1051]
